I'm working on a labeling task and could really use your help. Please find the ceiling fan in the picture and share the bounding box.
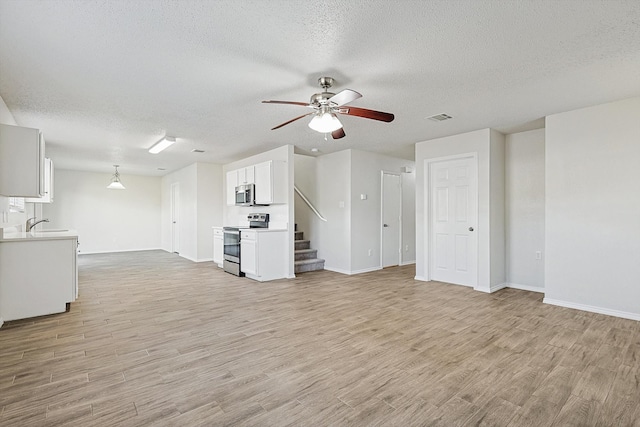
[262,77,394,139]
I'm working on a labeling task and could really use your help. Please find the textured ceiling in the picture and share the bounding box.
[1,0,639,176]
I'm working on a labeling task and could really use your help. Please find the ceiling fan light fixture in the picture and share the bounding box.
[308,112,343,133]
[148,136,176,154]
[107,165,126,190]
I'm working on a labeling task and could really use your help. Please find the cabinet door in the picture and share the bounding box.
[25,158,54,203]
[240,239,257,275]
[237,166,255,185]
[0,124,45,197]
[213,230,223,265]
[226,170,238,205]
[254,161,273,204]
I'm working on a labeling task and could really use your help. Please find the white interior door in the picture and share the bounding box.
[171,183,180,254]
[382,172,401,268]
[429,157,477,286]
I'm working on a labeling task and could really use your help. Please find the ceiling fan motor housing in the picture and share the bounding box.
[310,92,335,106]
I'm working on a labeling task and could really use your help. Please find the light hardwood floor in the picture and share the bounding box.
[1,250,639,426]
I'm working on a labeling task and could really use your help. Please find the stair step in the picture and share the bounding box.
[295,248,317,261]
[295,258,325,274]
[295,239,311,250]
[294,231,304,240]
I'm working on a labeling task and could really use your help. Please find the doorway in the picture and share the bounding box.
[381,172,402,268]
[427,155,478,286]
[171,182,180,254]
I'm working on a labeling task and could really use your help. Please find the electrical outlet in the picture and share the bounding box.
[368,249,372,256]
[405,245,409,251]
[535,251,542,260]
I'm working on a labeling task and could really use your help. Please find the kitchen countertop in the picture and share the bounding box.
[0,229,79,242]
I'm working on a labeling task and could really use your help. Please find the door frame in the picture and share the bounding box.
[380,170,403,268]
[171,182,180,254]
[424,153,479,284]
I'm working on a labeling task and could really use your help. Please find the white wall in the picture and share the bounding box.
[505,128,545,291]
[197,163,223,261]
[315,150,352,273]
[42,170,162,253]
[545,97,640,319]
[350,150,416,272]
[223,145,295,277]
[415,128,505,292]
[161,162,223,262]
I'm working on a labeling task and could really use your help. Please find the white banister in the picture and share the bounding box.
[294,185,327,222]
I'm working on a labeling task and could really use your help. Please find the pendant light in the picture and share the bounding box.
[107,165,126,190]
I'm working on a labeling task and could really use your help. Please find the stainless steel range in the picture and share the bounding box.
[223,213,269,276]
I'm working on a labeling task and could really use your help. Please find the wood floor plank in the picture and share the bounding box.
[0,250,639,426]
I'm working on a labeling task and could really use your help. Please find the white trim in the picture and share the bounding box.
[474,282,508,293]
[506,282,544,293]
[400,260,416,266]
[414,275,428,281]
[324,266,382,276]
[79,247,164,255]
[0,317,4,329]
[380,171,403,268]
[543,298,640,321]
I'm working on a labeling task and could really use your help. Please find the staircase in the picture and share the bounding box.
[294,230,325,274]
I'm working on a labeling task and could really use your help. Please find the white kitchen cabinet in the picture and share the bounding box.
[0,234,78,321]
[0,123,45,197]
[240,231,257,275]
[213,227,224,267]
[25,158,54,203]
[254,160,287,205]
[240,229,287,281]
[237,166,254,185]
[226,166,257,205]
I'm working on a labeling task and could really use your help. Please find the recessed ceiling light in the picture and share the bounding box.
[311,148,319,152]
[427,113,453,122]
[157,168,166,171]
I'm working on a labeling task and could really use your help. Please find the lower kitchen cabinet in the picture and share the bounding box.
[213,227,223,267]
[240,230,287,281]
[0,235,78,321]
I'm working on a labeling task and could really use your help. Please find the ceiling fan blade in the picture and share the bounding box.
[271,112,314,130]
[262,100,312,107]
[328,89,362,107]
[337,106,395,122]
[332,128,346,139]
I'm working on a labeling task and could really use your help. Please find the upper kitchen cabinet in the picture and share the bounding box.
[25,158,54,203]
[0,124,46,197]
[254,160,286,205]
[226,166,256,205]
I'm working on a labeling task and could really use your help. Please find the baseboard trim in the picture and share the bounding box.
[0,317,4,329]
[506,282,545,294]
[543,298,640,321]
[324,266,382,275]
[489,282,508,293]
[400,260,416,266]
[414,275,428,282]
[79,248,164,255]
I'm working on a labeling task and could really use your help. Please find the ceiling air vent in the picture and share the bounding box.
[191,149,205,153]
[427,113,453,122]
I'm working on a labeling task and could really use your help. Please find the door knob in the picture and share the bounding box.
[383,224,389,227]
[468,227,474,231]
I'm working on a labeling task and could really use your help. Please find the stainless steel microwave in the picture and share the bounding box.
[235,183,255,206]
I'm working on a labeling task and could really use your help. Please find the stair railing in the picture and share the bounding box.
[294,185,327,222]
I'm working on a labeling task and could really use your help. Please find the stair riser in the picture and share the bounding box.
[295,251,318,261]
[295,241,310,250]
[294,231,304,240]
[295,261,325,273]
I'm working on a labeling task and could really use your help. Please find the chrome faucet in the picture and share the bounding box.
[26,217,49,231]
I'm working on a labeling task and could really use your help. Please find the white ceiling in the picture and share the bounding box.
[1,0,639,176]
